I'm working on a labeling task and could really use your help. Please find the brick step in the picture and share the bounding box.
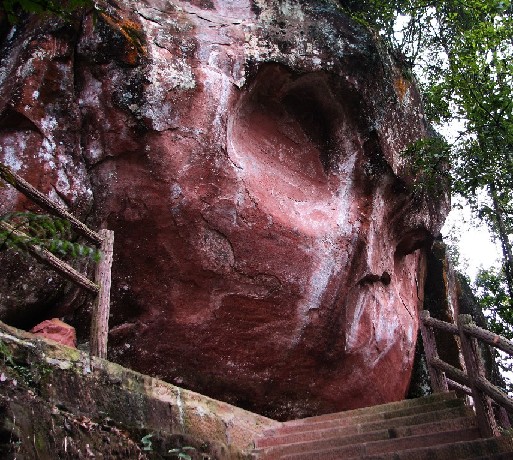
[261,397,465,438]
[254,415,478,459]
[363,434,513,460]
[264,392,456,435]
[255,404,473,449]
[278,427,481,460]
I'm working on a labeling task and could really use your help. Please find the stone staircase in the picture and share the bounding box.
[252,392,513,459]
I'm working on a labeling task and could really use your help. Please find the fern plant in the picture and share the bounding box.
[0,211,100,261]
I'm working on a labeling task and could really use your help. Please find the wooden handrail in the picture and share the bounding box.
[447,378,473,396]
[0,163,102,245]
[461,323,513,356]
[458,314,498,437]
[420,310,513,437]
[0,221,99,294]
[422,314,459,335]
[419,310,449,392]
[430,356,470,387]
[1,162,113,358]
[475,376,513,413]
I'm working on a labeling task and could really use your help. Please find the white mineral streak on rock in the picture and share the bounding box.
[39,138,56,168]
[346,294,367,352]
[304,242,337,311]
[142,46,194,131]
[279,0,305,21]
[45,357,73,370]
[0,333,36,348]
[85,137,104,164]
[79,73,102,110]
[202,66,232,144]
[176,387,185,428]
[40,116,58,137]
[136,10,196,131]
[212,0,252,18]
[195,404,207,418]
[55,152,85,202]
[1,135,25,172]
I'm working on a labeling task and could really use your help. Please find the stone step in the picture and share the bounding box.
[255,404,473,449]
[363,434,513,460]
[277,427,481,460]
[255,415,478,459]
[473,452,513,460]
[265,392,456,434]
[261,397,465,438]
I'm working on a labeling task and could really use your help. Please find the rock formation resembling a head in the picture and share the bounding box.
[0,0,448,419]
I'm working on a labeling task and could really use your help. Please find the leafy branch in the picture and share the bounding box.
[0,211,100,261]
[401,136,451,196]
[0,0,93,23]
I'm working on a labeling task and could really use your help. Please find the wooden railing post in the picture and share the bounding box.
[90,229,114,359]
[1,162,115,358]
[419,310,449,393]
[458,314,500,437]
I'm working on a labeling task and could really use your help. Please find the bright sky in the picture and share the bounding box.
[435,105,502,281]
[441,203,502,280]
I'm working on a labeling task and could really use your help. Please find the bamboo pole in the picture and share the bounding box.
[90,229,114,359]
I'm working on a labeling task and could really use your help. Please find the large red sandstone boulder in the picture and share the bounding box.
[0,1,449,419]
[30,318,77,348]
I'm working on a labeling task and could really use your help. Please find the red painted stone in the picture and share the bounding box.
[30,319,77,348]
[0,1,449,419]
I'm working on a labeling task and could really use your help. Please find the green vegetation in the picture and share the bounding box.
[0,0,92,23]
[168,446,196,460]
[0,338,35,386]
[140,433,153,451]
[0,211,100,261]
[400,136,451,196]
[341,0,513,336]
[475,267,513,340]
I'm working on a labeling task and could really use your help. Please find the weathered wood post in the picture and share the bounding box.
[419,310,449,392]
[458,314,499,437]
[90,229,114,359]
[1,162,115,359]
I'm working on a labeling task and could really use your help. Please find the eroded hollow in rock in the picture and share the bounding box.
[231,66,336,183]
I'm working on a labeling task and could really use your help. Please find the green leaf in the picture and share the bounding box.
[141,433,153,451]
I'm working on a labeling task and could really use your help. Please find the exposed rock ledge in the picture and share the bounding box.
[0,321,277,459]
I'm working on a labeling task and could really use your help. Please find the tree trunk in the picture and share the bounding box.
[489,183,513,304]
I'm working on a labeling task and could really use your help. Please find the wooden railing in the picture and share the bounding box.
[420,310,513,437]
[0,163,113,358]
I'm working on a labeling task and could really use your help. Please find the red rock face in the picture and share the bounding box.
[0,1,449,419]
